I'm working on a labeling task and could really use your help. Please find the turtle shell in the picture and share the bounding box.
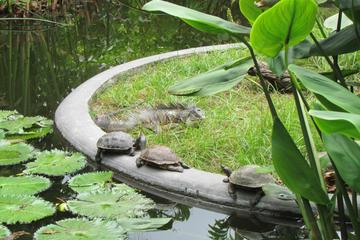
[97,131,133,150]
[139,145,181,165]
[229,165,274,189]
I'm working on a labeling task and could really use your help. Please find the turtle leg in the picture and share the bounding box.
[228,184,236,200]
[136,158,144,168]
[166,165,184,172]
[223,177,230,183]
[249,190,265,210]
[95,149,103,163]
[180,162,190,169]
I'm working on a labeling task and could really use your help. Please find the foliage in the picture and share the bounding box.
[0,224,10,239]
[34,218,126,240]
[250,0,318,57]
[67,185,155,220]
[0,194,55,224]
[68,171,113,194]
[24,150,86,176]
[116,218,172,232]
[0,175,51,195]
[0,142,35,166]
[0,111,53,140]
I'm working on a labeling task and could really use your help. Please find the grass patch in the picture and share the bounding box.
[90,48,321,173]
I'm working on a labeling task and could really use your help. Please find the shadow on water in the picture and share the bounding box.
[0,1,302,239]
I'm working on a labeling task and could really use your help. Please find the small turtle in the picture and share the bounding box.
[221,165,275,207]
[136,145,189,172]
[95,131,146,163]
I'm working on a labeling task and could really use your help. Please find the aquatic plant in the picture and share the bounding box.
[0,142,35,166]
[0,224,11,239]
[67,184,155,219]
[68,171,113,194]
[34,218,126,240]
[24,150,86,176]
[116,218,172,232]
[0,175,51,195]
[0,110,53,140]
[0,195,55,224]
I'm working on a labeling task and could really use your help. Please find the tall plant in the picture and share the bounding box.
[142,0,360,239]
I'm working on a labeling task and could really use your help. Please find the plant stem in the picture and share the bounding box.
[353,191,358,219]
[309,33,347,88]
[315,18,327,39]
[337,191,348,240]
[242,40,278,120]
[298,196,323,240]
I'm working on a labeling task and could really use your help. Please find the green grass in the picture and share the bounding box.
[90,48,320,173]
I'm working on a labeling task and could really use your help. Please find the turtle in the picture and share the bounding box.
[221,164,275,207]
[95,131,146,163]
[136,145,189,172]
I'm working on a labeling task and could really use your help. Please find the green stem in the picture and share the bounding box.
[242,40,278,120]
[315,18,327,39]
[337,191,348,240]
[298,196,323,240]
[309,33,347,88]
[353,191,358,219]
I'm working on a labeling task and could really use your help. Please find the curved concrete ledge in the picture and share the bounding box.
[55,44,301,225]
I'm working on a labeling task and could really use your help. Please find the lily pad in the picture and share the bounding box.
[0,110,17,121]
[0,175,51,195]
[24,150,86,176]
[68,184,155,220]
[117,218,172,232]
[0,142,35,166]
[68,171,113,194]
[34,218,125,240]
[0,195,55,224]
[0,224,11,238]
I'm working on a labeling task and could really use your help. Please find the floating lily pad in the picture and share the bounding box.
[0,224,11,238]
[0,142,35,166]
[0,110,17,121]
[117,218,172,232]
[24,150,86,176]
[0,175,51,195]
[0,195,55,224]
[68,184,155,220]
[34,218,125,240]
[68,171,113,193]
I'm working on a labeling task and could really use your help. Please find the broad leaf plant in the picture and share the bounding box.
[142,0,360,238]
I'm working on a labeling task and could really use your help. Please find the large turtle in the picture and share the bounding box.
[136,145,189,172]
[221,165,275,207]
[95,131,146,163]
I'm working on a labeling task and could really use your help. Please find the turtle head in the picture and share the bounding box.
[94,115,111,130]
[134,133,146,151]
[188,106,205,121]
[221,165,232,177]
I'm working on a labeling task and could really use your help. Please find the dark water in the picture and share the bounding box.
[0,1,302,239]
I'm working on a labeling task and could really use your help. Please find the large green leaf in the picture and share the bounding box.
[250,0,318,57]
[0,142,34,166]
[142,0,250,36]
[67,184,155,220]
[24,150,86,176]
[117,218,172,232]
[0,224,10,239]
[239,0,263,24]
[68,171,113,194]
[288,64,360,114]
[309,110,360,139]
[323,133,360,192]
[0,175,51,195]
[34,218,125,240]
[168,57,253,96]
[271,118,329,204]
[309,24,360,56]
[0,195,55,224]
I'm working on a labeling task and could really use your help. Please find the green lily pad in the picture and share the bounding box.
[117,218,172,232]
[0,175,51,195]
[68,184,155,220]
[0,224,11,238]
[0,142,35,166]
[24,150,86,176]
[34,218,125,240]
[0,110,17,121]
[68,171,113,194]
[0,195,55,224]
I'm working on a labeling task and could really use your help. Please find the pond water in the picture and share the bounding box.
[0,1,302,239]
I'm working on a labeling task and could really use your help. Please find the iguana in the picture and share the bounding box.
[95,103,205,133]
